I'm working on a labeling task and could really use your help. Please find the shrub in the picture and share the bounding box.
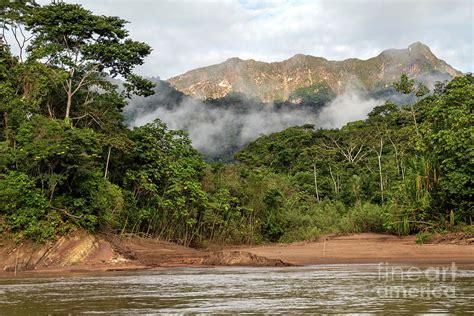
[338,203,386,233]
[0,171,59,242]
[415,231,432,244]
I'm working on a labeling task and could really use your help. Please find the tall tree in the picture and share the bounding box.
[24,2,154,121]
[393,74,429,136]
[0,0,37,61]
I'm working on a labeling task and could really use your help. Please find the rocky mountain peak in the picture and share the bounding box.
[408,41,432,52]
[167,42,461,102]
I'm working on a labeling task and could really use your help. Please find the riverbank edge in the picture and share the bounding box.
[1,231,473,276]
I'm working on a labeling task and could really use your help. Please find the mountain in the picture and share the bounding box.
[167,42,461,102]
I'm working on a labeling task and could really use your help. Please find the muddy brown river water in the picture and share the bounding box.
[0,264,473,314]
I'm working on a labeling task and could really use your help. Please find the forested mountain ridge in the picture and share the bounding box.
[167,42,461,102]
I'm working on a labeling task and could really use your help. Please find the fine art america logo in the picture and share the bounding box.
[375,262,457,299]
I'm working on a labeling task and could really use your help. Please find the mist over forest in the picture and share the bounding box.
[124,75,449,160]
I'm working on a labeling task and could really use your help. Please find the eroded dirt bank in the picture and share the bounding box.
[0,231,288,274]
[1,232,473,275]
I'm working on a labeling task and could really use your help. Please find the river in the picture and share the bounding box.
[1,264,473,314]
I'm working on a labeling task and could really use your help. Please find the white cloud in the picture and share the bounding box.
[38,0,473,78]
[127,86,381,156]
[318,90,379,129]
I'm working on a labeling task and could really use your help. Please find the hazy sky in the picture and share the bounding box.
[40,0,473,78]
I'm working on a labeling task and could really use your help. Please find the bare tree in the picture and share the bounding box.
[371,136,385,202]
[313,164,320,202]
[325,136,368,164]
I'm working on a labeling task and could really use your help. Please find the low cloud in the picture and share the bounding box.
[126,88,382,158]
[318,91,380,129]
[130,97,318,157]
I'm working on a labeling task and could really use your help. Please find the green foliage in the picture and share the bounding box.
[25,2,151,79]
[0,1,149,241]
[415,231,432,244]
[393,74,415,94]
[419,75,474,219]
[0,0,471,247]
[236,74,473,238]
[112,119,209,246]
[288,81,336,111]
[18,1,154,122]
[0,171,59,242]
[339,203,386,233]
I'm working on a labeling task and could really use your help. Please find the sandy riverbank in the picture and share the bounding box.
[235,233,474,265]
[1,232,473,276]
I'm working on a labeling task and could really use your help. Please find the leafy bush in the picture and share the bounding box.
[415,231,432,244]
[338,203,386,233]
[0,171,59,242]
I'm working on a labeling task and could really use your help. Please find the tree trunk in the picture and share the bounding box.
[3,111,11,146]
[104,146,112,178]
[65,90,72,120]
[377,137,384,203]
[47,101,54,118]
[65,74,74,121]
[313,164,320,202]
[389,136,401,177]
[329,165,338,195]
[411,105,419,137]
[378,155,384,202]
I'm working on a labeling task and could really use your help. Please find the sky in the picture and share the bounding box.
[39,0,473,79]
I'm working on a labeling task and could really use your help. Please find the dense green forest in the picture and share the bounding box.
[1,1,472,246]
